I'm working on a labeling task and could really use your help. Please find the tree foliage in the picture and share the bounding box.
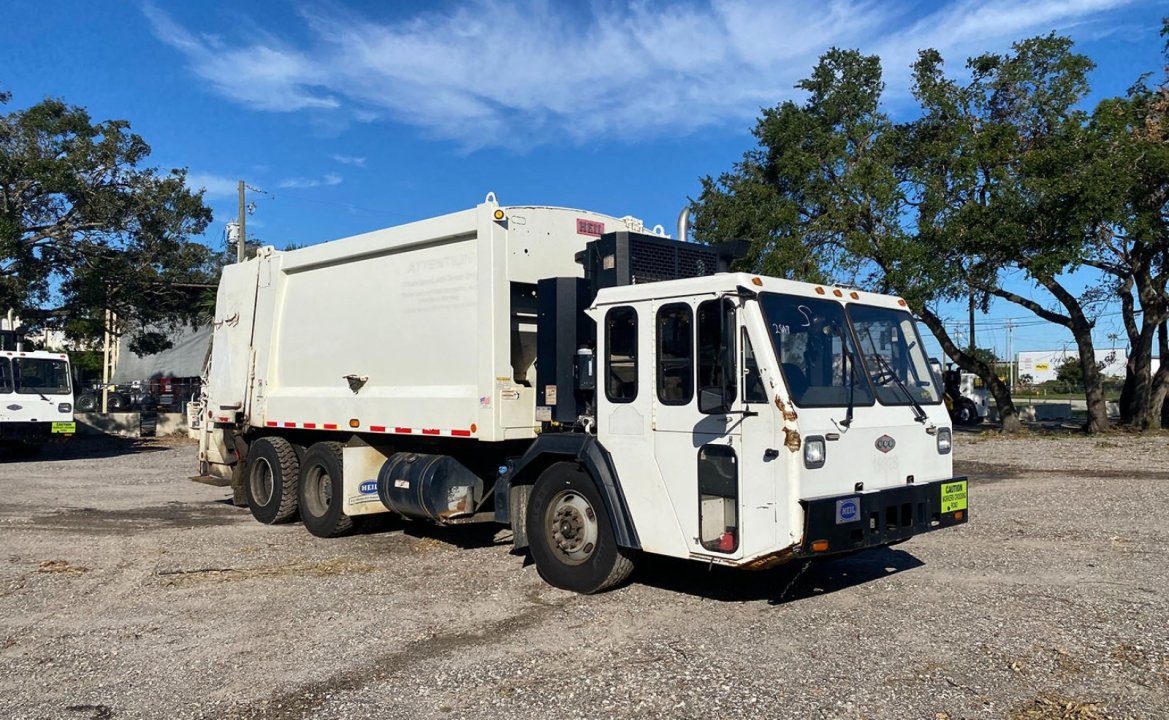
[0,95,214,353]
[694,27,1169,433]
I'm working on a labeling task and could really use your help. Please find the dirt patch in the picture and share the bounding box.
[1009,693,1105,720]
[37,559,88,574]
[155,557,378,586]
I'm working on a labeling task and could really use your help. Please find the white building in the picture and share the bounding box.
[1017,348,1160,385]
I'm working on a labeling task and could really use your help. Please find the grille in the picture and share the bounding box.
[581,231,716,287]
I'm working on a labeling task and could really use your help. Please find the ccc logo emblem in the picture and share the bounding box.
[875,435,896,453]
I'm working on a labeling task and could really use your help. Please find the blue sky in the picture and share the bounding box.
[2,0,1167,358]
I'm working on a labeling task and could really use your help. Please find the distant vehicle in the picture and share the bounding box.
[76,377,200,413]
[0,312,75,447]
[943,368,988,425]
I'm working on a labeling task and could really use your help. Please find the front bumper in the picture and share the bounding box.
[0,420,75,443]
[795,477,968,558]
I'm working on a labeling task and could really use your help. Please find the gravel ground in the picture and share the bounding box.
[1,430,1167,720]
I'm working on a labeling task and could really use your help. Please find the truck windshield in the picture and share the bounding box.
[847,305,941,405]
[14,358,71,396]
[759,293,874,408]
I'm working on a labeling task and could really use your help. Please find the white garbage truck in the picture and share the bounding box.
[196,193,967,593]
[0,312,76,448]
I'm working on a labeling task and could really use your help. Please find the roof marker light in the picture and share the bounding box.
[751,276,763,286]
[815,287,825,295]
[850,292,859,300]
[832,289,843,297]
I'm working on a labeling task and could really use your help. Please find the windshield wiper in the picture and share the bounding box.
[871,352,929,424]
[832,322,856,430]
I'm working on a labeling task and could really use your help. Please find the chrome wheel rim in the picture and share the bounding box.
[544,490,599,566]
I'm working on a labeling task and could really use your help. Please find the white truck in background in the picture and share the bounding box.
[196,193,968,593]
[0,312,76,449]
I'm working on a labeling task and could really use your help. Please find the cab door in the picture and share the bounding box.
[651,295,778,560]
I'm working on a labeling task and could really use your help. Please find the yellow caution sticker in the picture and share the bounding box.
[940,480,967,513]
[51,421,76,434]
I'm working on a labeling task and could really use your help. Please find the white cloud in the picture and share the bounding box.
[277,172,342,189]
[328,154,366,167]
[185,172,239,199]
[147,0,1144,148]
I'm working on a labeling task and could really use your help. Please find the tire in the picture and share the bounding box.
[245,436,301,524]
[298,441,354,538]
[106,393,128,411]
[76,394,97,412]
[526,462,636,594]
[956,399,978,425]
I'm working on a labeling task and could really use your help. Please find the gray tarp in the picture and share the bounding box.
[111,325,211,383]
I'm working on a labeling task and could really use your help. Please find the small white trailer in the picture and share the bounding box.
[196,193,967,593]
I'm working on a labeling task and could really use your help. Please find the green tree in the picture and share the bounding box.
[1055,356,1084,389]
[0,94,214,353]
[1090,22,1169,428]
[907,35,1115,432]
[693,48,1026,432]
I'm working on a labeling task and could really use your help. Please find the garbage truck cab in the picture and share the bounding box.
[582,274,963,573]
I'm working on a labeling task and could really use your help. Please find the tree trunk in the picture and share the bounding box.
[1071,322,1111,433]
[1122,327,1156,429]
[1155,321,1169,429]
[918,307,1022,433]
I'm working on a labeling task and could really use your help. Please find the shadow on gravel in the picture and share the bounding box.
[0,435,173,463]
[633,546,925,604]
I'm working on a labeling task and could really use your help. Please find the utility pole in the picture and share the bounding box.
[968,292,976,353]
[237,180,247,263]
[1006,319,1014,392]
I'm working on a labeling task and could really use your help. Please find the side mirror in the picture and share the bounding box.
[698,386,726,413]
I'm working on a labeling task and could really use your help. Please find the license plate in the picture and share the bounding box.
[940,480,967,513]
[51,421,76,434]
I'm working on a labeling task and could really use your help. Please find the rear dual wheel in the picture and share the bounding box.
[298,441,354,538]
[245,436,301,524]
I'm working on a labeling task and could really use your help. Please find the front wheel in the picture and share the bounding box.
[298,442,354,538]
[526,462,635,594]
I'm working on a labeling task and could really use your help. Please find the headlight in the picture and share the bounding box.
[936,427,952,454]
[804,436,826,469]
[58,403,73,413]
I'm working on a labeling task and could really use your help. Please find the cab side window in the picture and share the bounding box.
[697,298,736,411]
[605,306,638,403]
[742,331,768,403]
[656,303,693,405]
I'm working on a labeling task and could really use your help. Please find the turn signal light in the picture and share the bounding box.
[493,209,506,220]
[349,418,360,428]
[954,511,964,521]
[811,540,830,552]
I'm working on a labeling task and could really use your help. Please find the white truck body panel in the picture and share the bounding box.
[206,197,653,443]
